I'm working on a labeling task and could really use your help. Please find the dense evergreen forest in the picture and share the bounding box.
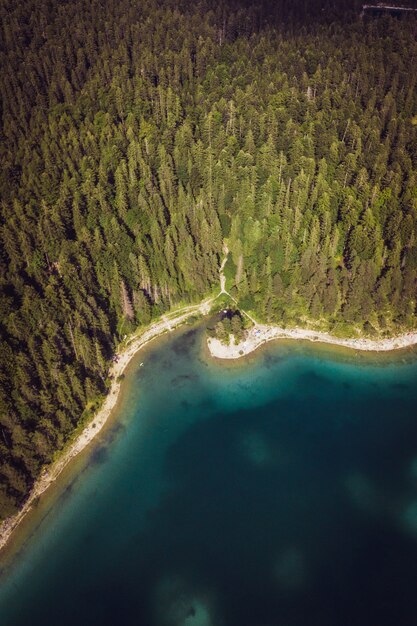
[1,0,417,519]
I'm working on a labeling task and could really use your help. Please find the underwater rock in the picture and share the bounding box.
[153,577,219,626]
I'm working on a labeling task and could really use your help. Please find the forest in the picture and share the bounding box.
[0,0,416,519]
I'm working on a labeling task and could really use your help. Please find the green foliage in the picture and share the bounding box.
[209,310,250,344]
[1,0,417,519]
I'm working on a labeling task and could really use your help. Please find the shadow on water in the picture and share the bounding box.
[89,444,109,466]
[297,368,329,386]
[170,373,200,387]
[171,328,198,356]
[88,421,127,467]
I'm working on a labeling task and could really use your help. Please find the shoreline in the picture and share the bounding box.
[1,297,417,556]
[207,324,417,360]
[0,299,212,556]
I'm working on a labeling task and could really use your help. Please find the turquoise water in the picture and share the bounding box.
[2,324,417,626]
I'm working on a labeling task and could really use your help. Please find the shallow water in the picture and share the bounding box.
[2,324,417,626]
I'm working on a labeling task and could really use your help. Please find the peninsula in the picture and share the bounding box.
[208,324,417,360]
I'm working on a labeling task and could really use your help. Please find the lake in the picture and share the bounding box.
[1,322,417,626]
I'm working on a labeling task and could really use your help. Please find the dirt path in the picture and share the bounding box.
[217,245,257,325]
[219,242,229,293]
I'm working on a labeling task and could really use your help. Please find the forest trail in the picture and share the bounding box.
[226,291,258,326]
[124,243,232,354]
[219,243,229,293]
[217,243,258,326]
[162,315,172,331]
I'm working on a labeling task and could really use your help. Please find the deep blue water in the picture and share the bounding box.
[2,324,417,626]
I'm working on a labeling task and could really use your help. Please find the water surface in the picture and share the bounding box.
[1,325,417,626]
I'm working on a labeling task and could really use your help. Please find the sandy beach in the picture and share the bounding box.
[207,324,417,360]
[0,298,212,555]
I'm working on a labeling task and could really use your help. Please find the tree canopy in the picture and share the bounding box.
[1,0,416,519]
